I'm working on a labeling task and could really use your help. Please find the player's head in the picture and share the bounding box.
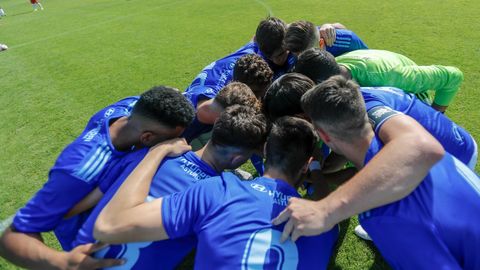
[264,116,318,184]
[285,20,321,56]
[130,86,195,147]
[210,105,268,170]
[301,75,369,153]
[233,54,274,99]
[294,48,341,84]
[263,73,314,121]
[255,17,289,66]
[214,82,262,111]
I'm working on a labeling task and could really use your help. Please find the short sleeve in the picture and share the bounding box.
[161,177,224,239]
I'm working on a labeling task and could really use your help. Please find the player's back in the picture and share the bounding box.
[336,49,415,85]
[361,86,476,168]
[74,149,218,269]
[13,96,139,250]
[320,28,368,57]
[163,173,338,269]
[360,136,480,269]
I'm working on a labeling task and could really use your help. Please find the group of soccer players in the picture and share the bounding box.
[0,16,478,269]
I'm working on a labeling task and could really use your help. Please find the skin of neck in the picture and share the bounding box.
[339,65,352,80]
[195,142,228,173]
[108,116,139,151]
[329,128,375,169]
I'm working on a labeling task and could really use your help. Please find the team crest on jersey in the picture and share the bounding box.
[250,183,268,192]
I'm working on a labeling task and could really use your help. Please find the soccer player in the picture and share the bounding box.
[265,73,477,170]
[295,48,464,112]
[0,87,195,269]
[30,0,43,11]
[273,76,480,269]
[285,20,368,57]
[0,6,6,17]
[93,116,339,269]
[70,105,268,269]
[182,81,261,143]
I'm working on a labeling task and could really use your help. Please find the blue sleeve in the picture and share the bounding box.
[161,177,224,239]
[13,171,95,233]
[326,29,368,57]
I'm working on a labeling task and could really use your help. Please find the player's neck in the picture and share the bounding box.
[109,116,138,151]
[339,65,352,80]
[337,130,374,169]
[196,142,225,173]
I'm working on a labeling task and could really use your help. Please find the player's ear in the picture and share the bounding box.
[140,131,154,146]
[319,38,325,49]
[316,128,330,143]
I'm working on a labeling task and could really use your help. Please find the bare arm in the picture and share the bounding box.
[273,115,444,241]
[0,227,122,270]
[65,187,104,219]
[94,138,191,244]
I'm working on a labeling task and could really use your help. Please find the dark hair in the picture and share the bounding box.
[264,116,318,179]
[132,86,195,128]
[294,48,341,84]
[301,75,368,141]
[285,20,319,54]
[233,54,273,98]
[263,73,314,120]
[211,105,268,150]
[214,82,261,112]
[255,17,287,58]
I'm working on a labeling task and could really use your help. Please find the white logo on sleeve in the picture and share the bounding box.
[250,183,268,192]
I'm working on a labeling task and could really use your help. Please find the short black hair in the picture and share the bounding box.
[255,17,287,58]
[264,116,318,179]
[233,54,273,98]
[301,75,369,141]
[285,20,319,54]
[211,105,268,150]
[294,48,341,84]
[132,86,195,128]
[263,73,314,120]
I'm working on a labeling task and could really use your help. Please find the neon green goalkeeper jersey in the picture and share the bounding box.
[336,49,463,106]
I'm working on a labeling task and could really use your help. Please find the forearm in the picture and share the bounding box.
[323,133,443,223]
[99,148,168,225]
[0,228,65,270]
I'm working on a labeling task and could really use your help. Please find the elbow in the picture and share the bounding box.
[93,218,120,244]
[416,134,445,166]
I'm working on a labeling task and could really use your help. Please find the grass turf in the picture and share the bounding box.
[0,0,478,269]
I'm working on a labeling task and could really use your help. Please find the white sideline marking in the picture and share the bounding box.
[254,0,274,16]
[9,0,187,50]
[0,215,14,234]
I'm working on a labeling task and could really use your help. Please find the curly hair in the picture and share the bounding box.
[211,105,268,150]
[132,86,195,128]
[233,54,273,98]
[214,82,261,112]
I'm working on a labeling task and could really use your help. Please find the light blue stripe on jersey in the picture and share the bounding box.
[334,40,352,45]
[453,158,480,195]
[74,142,112,182]
[336,36,352,41]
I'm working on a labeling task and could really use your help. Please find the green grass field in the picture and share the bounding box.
[0,0,478,269]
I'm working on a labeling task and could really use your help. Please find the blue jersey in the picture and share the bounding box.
[182,41,295,142]
[162,173,339,269]
[321,28,368,56]
[359,136,480,269]
[74,149,218,269]
[361,86,477,168]
[12,97,139,250]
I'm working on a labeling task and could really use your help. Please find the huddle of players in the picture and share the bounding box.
[0,16,478,269]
